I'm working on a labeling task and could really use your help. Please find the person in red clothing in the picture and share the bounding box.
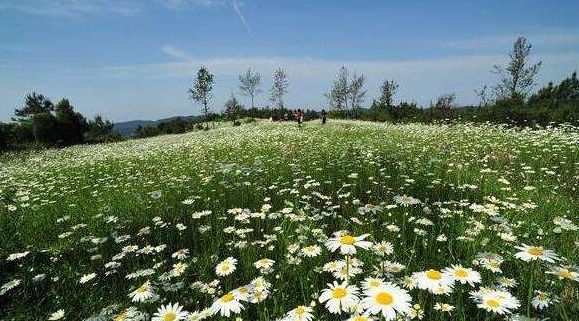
[296,109,303,127]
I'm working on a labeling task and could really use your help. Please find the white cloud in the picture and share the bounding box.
[0,0,140,17]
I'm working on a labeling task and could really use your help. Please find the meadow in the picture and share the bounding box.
[1,120,578,321]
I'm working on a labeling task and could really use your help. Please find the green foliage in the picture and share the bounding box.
[189,66,214,123]
[14,92,54,119]
[84,115,122,143]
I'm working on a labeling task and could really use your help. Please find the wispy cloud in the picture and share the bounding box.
[161,45,194,61]
[431,32,579,50]
[0,0,140,17]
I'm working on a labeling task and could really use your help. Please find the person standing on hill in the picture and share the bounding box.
[321,109,327,124]
[295,109,303,127]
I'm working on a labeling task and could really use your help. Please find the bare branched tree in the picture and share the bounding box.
[379,80,399,107]
[493,36,542,100]
[474,85,490,108]
[238,68,261,109]
[269,68,289,109]
[324,66,349,110]
[348,72,366,110]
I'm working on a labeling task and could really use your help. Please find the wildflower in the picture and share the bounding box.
[443,265,481,286]
[254,258,275,270]
[79,273,96,284]
[129,280,155,302]
[326,233,372,255]
[514,244,558,263]
[215,257,237,276]
[152,302,188,321]
[546,266,579,281]
[360,283,412,320]
[211,292,244,317]
[531,291,556,310]
[318,281,360,314]
[283,305,314,321]
[48,309,65,320]
[301,245,322,257]
[412,269,453,293]
[471,288,520,315]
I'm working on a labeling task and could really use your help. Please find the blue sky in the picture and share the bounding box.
[1,0,579,122]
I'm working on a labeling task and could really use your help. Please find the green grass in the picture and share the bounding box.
[1,120,578,320]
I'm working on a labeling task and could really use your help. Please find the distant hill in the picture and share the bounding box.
[114,115,200,137]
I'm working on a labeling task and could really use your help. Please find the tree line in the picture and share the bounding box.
[2,36,578,150]
[0,94,121,151]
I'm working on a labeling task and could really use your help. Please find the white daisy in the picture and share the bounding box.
[151,302,188,321]
[326,233,372,255]
[360,283,412,320]
[318,281,360,314]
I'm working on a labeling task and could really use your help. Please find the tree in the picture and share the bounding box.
[348,72,366,111]
[434,93,456,118]
[493,36,542,100]
[54,99,86,144]
[474,85,490,108]
[324,66,349,110]
[224,94,244,122]
[269,68,289,109]
[84,115,120,143]
[14,92,54,119]
[189,66,214,127]
[238,68,261,109]
[379,80,399,107]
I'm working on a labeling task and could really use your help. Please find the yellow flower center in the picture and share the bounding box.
[558,269,572,279]
[354,317,368,321]
[163,312,177,321]
[332,287,347,298]
[369,279,380,287]
[375,292,394,305]
[426,269,442,280]
[485,299,500,309]
[454,269,468,278]
[221,293,235,302]
[220,263,230,271]
[114,311,127,321]
[295,306,305,315]
[340,235,355,245]
[528,247,544,256]
[137,285,148,293]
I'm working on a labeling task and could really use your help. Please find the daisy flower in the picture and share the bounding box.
[301,245,322,257]
[372,241,394,256]
[129,280,155,302]
[254,258,275,270]
[443,265,481,286]
[412,269,454,293]
[283,305,314,321]
[318,281,360,314]
[151,303,188,321]
[361,277,386,291]
[433,302,454,313]
[48,309,65,320]
[326,233,372,255]
[470,288,520,315]
[79,273,96,284]
[546,266,579,281]
[532,290,556,310]
[360,283,412,320]
[514,244,558,263]
[215,257,237,276]
[211,292,244,317]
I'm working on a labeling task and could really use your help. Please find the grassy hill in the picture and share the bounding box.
[1,120,578,320]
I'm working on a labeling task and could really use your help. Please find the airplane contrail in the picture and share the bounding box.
[232,0,251,35]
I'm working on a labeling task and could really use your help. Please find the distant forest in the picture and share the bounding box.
[1,36,578,151]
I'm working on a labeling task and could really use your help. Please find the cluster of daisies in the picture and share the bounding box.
[1,120,579,321]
